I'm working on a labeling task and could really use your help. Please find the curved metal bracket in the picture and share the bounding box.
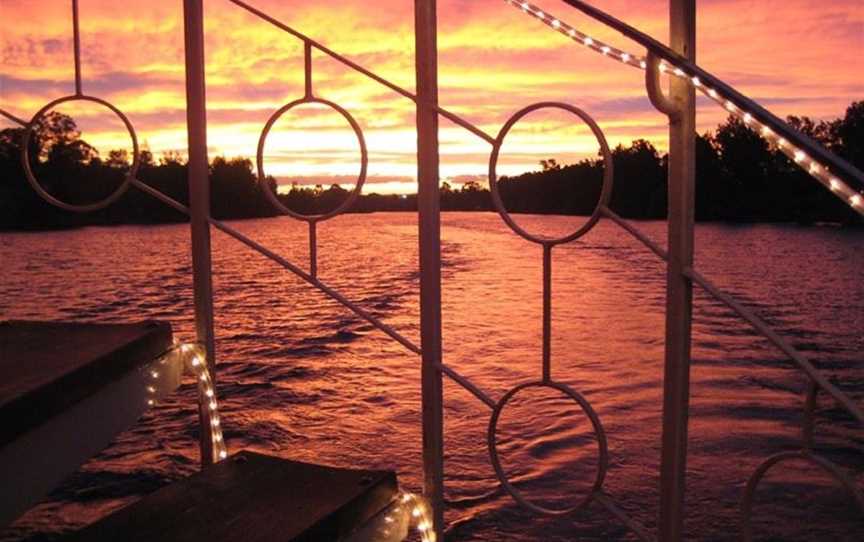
[740,450,864,541]
[644,51,680,120]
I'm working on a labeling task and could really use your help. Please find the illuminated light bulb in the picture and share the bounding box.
[692,76,700,86]
[761,126,773,137]
[777,138,787,148]
[743,113,752,124]
[551,19,560,28]
[794,150,806,162]
[212,418,220,427]
[809,163,820,174]
[209,401,218,410]
[583,36,593,46]
[724,100,736,112]
[851,194,863,207]
[829,178,841,191]
[214,434,222,442]
[205,388,214,397]
[384,516,394,524]
[418,521,430,532]
[568,29,576,37]
[621,53,630,62]
[402,494,412,503]
[521,2,528,10]
[191,356,200,366]
[674,67,685,77]
[146,385,155,393]
[147,399,155,406]
[150,370,159,379]
[639,60,647,69]
[219,450,228,459]
[601,45,611,55]
[537,11,545,20]
[412,507,421,518]
[659,62,667,73]
[708,88,718,99]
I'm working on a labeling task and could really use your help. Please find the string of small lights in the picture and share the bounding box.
[149,344,434,536]
[503,0,864,215]
[184,343,229,462]
[401,492,436,542]
[146,343,228,463]
[366,491,435,541]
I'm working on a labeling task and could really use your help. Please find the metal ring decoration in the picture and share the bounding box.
[488,102,614,245]
[488,380,609,516]
[21,95,139,213]
[740,450,864,541]
[256,97,368,222]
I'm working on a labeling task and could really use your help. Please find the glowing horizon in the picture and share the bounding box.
[1,0,862,194]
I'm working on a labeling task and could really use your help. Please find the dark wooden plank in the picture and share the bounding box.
[0,320,173,447]
[71,450,399,542]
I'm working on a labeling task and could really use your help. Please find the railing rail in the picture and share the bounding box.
[510,0,864,215]
[1,1,861,541]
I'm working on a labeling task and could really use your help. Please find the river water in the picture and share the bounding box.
[1,212,862,541]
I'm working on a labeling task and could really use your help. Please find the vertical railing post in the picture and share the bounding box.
[183,0,217,468]
[659,0,696,542]
[659,0,696,539]
[415,1,445,539]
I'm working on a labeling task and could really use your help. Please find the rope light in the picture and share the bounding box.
[503,0,864,214]
[147,342,229,463]
[146,343,435,532]
[183,343,229,462]
[399,492,436,542]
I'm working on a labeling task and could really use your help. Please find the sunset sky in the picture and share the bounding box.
[1,0,862,194]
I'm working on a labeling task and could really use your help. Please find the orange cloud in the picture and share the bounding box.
[2,0,861,192]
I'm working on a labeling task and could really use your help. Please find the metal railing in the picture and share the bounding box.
[2,1,862,541]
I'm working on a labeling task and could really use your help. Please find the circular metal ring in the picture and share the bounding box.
[21,95,139,213]
[257,97,368,222]
[488,102,614,245]
[487,380,609,516]
[740,450,864,541]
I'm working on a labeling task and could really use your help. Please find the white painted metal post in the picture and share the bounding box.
[659,0,696,539]
[415,1,445,539]
[183,0,217,468]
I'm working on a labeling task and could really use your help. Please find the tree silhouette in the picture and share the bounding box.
[1,102,862,230]
[833,101,864,170]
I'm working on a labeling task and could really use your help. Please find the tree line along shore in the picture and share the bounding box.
[1,101,861,230]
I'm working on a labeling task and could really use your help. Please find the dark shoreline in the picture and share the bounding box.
[3,209,861,233]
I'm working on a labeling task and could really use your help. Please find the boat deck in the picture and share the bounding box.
[68,450,399,542]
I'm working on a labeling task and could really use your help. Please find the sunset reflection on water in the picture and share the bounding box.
[1,213,862,540]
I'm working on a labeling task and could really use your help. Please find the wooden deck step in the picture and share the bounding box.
[0,320,176,527]
[69,450,399,542]
[0,319,174,447]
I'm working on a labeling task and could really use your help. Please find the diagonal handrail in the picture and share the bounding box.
[118,177,424,355]
[600,205,864,427]
[228,0,497,145]
[207,218,422,355]
[505,0,864,216]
